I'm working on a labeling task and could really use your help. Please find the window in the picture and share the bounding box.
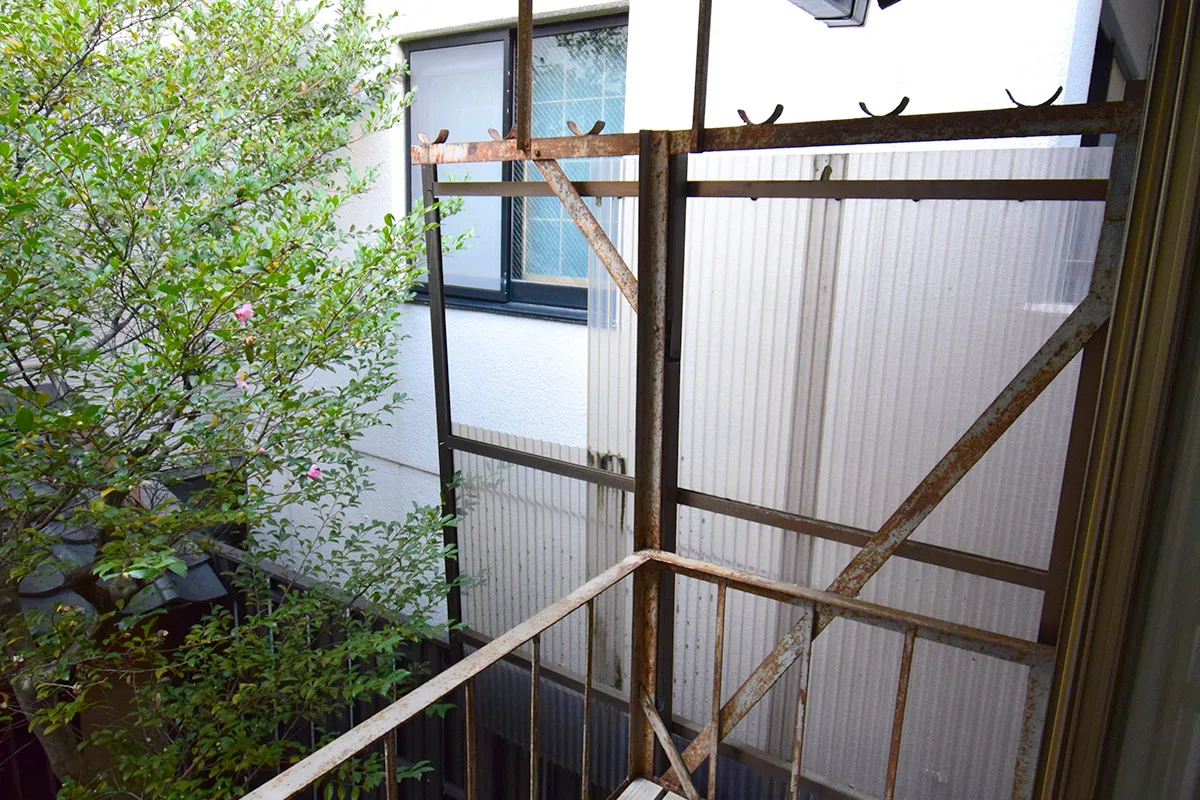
[406,17,629,317]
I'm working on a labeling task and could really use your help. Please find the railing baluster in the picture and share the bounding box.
[786,601,816,800]
[383,730,399,800]
[530,634,541,800]
[582,600,595,800]
[1011,658,1052,800]
[465,679,477,800]
[884,626,918,800]
[708,582,727,800]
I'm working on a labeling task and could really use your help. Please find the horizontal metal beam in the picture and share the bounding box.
[413,99,1139,165]
[447,435,635,492]
[689,179,1109,202]
[240,552,650,800]
[646,550,1053,665]
[677,489,1048,589]
[435,179,1109,202]
[433,181,637,198]
[445,436,1045,589]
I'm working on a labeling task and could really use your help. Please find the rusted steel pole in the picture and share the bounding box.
[464,679,477,800]
[691,0,713,151]
[707,582,726,800]
[1013,659,1053,800]
[516,0,533,154]
[383,732,399,800]
[629,129,672,781]
[533,159,638,312]
[1038,97,1143,645]
[884,627,918,800]
[785,603,815,800]
[530,634,541,800]
[581,599,595,800]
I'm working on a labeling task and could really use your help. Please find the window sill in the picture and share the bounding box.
[409,293,587,324]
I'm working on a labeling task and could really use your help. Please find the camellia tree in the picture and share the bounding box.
[0,0,460,796]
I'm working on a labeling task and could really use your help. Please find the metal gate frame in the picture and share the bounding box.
[407,1,1148,797]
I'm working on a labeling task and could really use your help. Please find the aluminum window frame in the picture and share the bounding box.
[403,13,629,323]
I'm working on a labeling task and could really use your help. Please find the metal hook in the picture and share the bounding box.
[737,103,784,126]
[567,119,606,136]
[1005,86,1063,108]
[416,129,449,145]
[487,125,518,142]
[859,96,910,117]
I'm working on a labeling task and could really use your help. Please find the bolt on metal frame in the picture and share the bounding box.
[242,1,1149,796]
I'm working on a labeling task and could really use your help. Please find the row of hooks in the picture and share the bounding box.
[414,85,1066,145]
[738,85,1064,126]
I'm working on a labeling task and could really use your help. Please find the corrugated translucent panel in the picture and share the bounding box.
[660,147,1114,796]
[453,424,607,678]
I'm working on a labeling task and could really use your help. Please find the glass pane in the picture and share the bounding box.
[512,26,628,287]
[409,42,505,291]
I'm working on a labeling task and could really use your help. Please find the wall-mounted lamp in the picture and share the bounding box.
[785,0,869,27]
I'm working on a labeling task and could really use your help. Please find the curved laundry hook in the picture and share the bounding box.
[737,103,785,126]
[1004,86,1063,108]
[567,119,606,136]
[416,129,450,145]
[859,96,910,117]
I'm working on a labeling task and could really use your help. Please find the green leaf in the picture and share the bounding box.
[14,406,33,434]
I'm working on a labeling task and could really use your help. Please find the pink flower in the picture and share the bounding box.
[305,465,322,480]
[233,302,254,325]
[257,447,267,456]
[235,369,250,392]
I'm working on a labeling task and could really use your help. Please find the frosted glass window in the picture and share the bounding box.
[513,27,628,285]
[409,42,505,291]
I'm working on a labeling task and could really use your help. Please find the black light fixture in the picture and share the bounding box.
[785,0,870,27]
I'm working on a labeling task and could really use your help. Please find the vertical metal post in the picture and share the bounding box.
[530,634,541,800]
[582,600,595,800]
[691,0,713,151]
[383,731,399,800]
[465,679,477,800]
[420,165,456,800]
[630,130,669,779]
[884,627,917,800]
[785,602,815,800]
[629,129,686,780]
[1013,659,1052,800]
[1038,104,1143,645]
[516,0,533,154]
[707,582,727,800]
[421,164,464,659]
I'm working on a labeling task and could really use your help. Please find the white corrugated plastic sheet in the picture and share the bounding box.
[451,145,1112,799]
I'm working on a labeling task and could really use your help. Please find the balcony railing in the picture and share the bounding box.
[243,549,1052,800]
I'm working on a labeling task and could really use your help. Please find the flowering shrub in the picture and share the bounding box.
[0,1,459,796]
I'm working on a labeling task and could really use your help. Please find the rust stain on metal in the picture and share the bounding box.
[820,290,1110,628]
[1011,659,1053,800]
[884,627,917,800]
[515,0,532,154]
[383,731,399,800]
[582,600,595,800]
[535,159,638,312]
[412,101,1137,165]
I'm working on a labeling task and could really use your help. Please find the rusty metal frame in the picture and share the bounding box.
[243,552,1055,800]
[364,1,1150,790]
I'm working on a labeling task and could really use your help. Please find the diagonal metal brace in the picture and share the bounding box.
[534,159,639,312]
[640,692,700,800]
[663,290,1111,790]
